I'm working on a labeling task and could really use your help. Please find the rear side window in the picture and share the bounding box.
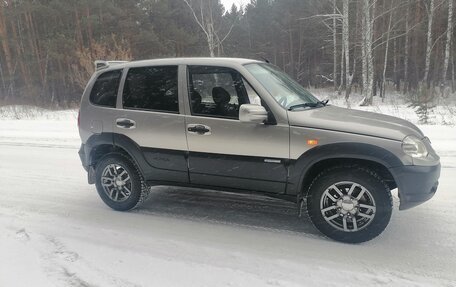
[89,70,122,108]
[123,66,179,113]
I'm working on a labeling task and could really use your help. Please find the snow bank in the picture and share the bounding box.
[309,88,456,126]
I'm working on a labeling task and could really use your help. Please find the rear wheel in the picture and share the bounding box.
[306,166,392,243]
[95,153,149,211]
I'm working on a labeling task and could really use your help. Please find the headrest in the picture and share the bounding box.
[212,87,231,104]
[192,90,202,102]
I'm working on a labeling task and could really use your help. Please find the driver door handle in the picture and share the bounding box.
[187,124,211,135]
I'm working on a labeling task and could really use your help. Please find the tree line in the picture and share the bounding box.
[0,0,455,107]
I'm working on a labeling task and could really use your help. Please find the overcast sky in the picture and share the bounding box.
[220,0,250,10]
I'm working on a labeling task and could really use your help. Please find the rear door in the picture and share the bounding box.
[115,65,189,183]
[184,65,289,193]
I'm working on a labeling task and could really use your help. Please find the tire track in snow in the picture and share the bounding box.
[8,226,140,287]
[0,141,79,149]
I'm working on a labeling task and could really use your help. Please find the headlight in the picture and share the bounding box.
[402,135,428,158]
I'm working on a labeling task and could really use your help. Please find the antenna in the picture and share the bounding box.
[259,56,270,63]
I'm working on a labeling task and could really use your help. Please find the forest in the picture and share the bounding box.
[0,0,455,107]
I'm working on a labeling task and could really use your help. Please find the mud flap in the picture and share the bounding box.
[88,166,96,184]
[297,197,305,218]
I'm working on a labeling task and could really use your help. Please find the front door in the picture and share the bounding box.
[185,65,289,193]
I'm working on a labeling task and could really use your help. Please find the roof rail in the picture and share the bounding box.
[94,60,129,71]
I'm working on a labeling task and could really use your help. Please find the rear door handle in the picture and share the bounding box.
[187,124,211,135]
[116,118,136,129]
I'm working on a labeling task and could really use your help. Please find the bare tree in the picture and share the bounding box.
[442,0,453,84]
[361,1,367,95]
[333,0,338,91]
[424,0,435,86]
[183,0,234,57]
[381,0,394,100]
[342,0,353,100]
[403,0,410,93]
[361,0,375,105]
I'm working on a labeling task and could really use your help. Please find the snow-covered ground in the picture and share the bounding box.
[1,103,456,287]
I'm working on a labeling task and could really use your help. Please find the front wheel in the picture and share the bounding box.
[306,166,393,243]
[95,153,149,211]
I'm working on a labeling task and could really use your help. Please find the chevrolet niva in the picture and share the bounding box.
[78,58,440,243]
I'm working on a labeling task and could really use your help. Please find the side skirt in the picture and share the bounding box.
[145,180,297,203]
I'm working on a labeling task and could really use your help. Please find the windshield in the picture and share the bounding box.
[245,63,319,110]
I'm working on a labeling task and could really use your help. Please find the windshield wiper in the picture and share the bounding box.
[288,99,329,111]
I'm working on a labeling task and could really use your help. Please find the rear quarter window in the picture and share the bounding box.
[89,70,122,108]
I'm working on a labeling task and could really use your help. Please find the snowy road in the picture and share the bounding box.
[1,116,456,286]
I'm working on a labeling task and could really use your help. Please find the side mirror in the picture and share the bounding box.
[239,104,268,124]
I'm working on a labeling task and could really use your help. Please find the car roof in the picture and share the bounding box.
[97,57,263,72]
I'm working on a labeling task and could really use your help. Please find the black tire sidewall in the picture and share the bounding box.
[307,167,392,243]
[95,154,142,211]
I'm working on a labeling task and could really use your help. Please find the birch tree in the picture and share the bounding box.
[423,0,435,86]
[403,0,410,93]
[442,0,453,84]
[342,0,353,100]
[380,1,394,100]
[361,0,375,105]
[183,0,234,57]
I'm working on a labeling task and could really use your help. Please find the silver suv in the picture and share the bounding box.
[78,58,440,243]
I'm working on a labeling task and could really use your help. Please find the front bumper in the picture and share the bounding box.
[389,163,441,210]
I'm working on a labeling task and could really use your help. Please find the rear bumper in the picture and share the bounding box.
[78,144,88,171]
[389,163,441,210]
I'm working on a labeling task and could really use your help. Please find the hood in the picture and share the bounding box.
[287,105,423,141]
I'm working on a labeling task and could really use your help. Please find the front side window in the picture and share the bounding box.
[90,70,122,108]
[123,66,179,113]
[245,63,319,110]
[188,66,260,119]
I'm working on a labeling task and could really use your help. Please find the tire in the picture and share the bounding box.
[95,153,150,211]
[306,165,393,243]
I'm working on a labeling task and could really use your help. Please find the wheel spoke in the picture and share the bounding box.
[123,185,132,196]
[342,217,348,231]
[123,176,131,185]
[348,183,357,196]
[324,191,338,202]
[118,170,128,179]
[102,176,114,183]
[352,217,358,231]
[321,205,337,213]
[330,185,344,197]
[359,204,376,212]
[119,189,127,198]
[112,165,119,176]
[109,165,118,176]
[356,188,366,200]
[324,213,340,221]
[358,211,374,219]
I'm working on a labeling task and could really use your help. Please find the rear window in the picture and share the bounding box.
[89,70,122,108]
[123,66,179,113]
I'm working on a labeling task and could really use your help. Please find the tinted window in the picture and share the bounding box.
[90,70,122,107]
[123,66,179,113]
[188,66,259,119]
